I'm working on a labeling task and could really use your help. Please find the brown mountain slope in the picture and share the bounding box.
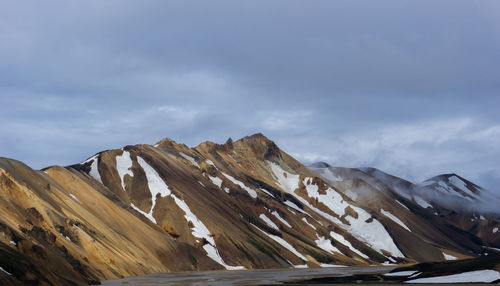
[0,158,218,285]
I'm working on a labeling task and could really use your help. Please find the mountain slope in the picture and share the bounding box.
[0,134,498,285]
[310,165,500,256]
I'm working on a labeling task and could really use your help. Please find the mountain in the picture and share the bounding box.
[310,165,500,257]
[0,133,499,285]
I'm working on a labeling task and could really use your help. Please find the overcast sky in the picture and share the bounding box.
[1,1,499,191]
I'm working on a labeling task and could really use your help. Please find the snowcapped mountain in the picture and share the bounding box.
[0,134,498,285]
[311,165,500,258]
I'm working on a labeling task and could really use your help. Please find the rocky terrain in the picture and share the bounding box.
[0,133,499,285]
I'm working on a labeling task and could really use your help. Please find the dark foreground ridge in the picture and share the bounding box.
[287,253,500,284]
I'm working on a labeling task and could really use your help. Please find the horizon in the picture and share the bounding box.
[1,1,499,192]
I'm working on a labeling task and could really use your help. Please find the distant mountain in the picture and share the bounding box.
[0,134,498,285]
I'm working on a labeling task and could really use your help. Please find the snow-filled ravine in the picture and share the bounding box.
[222,173,257,198]
[267,161,404,259]
[116,151,134,191]
[128,156,244,270]
[81,155,103,184]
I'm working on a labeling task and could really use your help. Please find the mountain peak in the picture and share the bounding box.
[234,133,281,160]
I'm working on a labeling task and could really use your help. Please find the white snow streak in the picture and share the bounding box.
[268,162,403,258]
[381,209,411,231]
[208,176,223,188]
[179,152,200,168]
[252,224,307,261]
[302,177,404,257]
[267,161,299,193]
[222,173,257,198]
[396,200,409,210]
[69,194,80,203]
[135,158,243,270]
[302,217,316,230]
[116,151,134,191]
[443,252,457,260]
[284,201,308,215]
[329,231,368,259]
[315,235,341,254]
[259,214,279,230]
[136,156,172,218]
[260,188,275,197]
[0,266,12,276]
[82,155,103,184]
[172,194,245,270]
[130,202,156,223]
[271,211,292,228]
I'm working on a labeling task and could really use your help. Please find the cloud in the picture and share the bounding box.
[0,0,499,194]
[290,117,500,187]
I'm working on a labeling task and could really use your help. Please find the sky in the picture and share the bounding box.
[1,1,499,191]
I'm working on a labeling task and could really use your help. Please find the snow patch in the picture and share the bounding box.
[137,156,171,217]
[208,176,223,188]
[302,217,316,230]
[396,200,409,210]
[330,231,368,259]
[131,202,156,224]
[9,240,16,246]
[172,194,245,270]
[179,152,200,168]
[407,269,500,283]
[222,173,257,198]
[252,224,307,261]
[259,214,279,230]
[381,209,411,232]
[0,266,12,276]
[443,252,457,260]
[302,178,404,257]
[267,161,299,193]
[116,151,134,191]
[69,194,80,203]
[271,211,292,228]
[284,201,308,215]
[89,156,103,184]
[206,159,217,169]
[260,188,275,198]
[293,264,308,269]
[315,235,341,254]
[493,227,498,233]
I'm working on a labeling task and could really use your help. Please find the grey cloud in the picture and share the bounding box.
[0,1,499,192]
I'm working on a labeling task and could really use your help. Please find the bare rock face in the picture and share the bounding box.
[0,133,499,285]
